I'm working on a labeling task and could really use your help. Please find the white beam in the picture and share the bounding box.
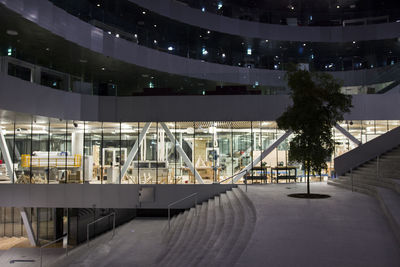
[160,123,204,184]
[334,123,362,146]
[120,122,152,180]
[20,208,37,246]
[233,131,292,183]
[0,130,16,181]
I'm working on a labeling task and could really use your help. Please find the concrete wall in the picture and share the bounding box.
[1,0,399,87]
[1,73,400,122]
[0,184,234,209]
[129,0,400,42]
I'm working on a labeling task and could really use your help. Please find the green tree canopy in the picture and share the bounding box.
[277,70,352,195]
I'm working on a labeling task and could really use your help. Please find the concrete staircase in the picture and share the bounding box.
[156,187,256,267]
[329,146,400,245]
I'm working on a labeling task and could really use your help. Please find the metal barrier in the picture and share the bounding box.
[40,233,68,267]
[87,212,116,246]
[168,193,198,230]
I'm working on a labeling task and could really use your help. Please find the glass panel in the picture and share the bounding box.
[102,122,121,184]
[120,122,138,184]
[15,120,32,184]
[84,122,103,183]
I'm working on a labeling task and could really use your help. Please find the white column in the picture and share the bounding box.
[120,122,152,179]
[20,208,37,246]
[0,130,16,181]
[160,123,204,184]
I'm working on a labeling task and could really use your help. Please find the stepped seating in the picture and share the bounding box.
[156,187,256,267]
[329,146,400,244]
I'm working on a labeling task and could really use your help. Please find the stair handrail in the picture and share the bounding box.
[218,169,248,184]
[168,192,198,230]
[86,212,116,246]
[335,126,400,176]
[40,233,68,267]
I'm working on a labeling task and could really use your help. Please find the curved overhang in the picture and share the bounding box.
[129,0,400,43]
[1,0,399,88]
[0,73,399,123]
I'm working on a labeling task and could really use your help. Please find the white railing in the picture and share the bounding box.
[168,193,198,230]
[87,212,116,246]
[40,233,68,267]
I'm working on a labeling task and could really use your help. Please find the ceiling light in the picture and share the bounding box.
[336,5,340,8]
[97,4,100,7]
[107,31,111,35]
[153,40,157,44]
[207,30,210,34]
[45,47,50,51]
[101,67,105,71]
[79,59,87,63]
[218,2,223,10]
[352,41,356,44]
[154,24,157,27]
[6,30,18,36]
[134,34,138,38]
[265,40,269,42]
[115,33,120,38]
[142,11,146,15]
[222,53,226,58]
[201,7,206,12]
[168,46,174,51]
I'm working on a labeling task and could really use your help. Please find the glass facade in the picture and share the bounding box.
[1,115,398,185]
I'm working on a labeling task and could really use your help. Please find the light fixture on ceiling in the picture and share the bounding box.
[6,30,18,36]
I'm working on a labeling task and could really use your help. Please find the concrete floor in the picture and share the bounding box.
[236,183,400,267]
[1,182,399,266]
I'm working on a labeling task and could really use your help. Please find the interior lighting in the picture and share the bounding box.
[115,34,120,38]
[101,67,105,71]
[6,30,18,36]
[149,82,154,88]
[274,64,278,70]
[265,40,269,43]
[142,11,146,15]
[336,5,340,8]
[154,24,157,28]
[302,43,306,47]
[97,4,100,7]
[7,48,12,56]
[247,48,252,55]
[202,47,208,55]
[201,7,206,12]
[222,53,226,58]
[352,41,356,44]
[107,31,111,35]
[134,34,138,38]
[218,2,223,10]
[254,81,259,86]
[309,15,313,21]
[153,40,157,44]
[207,30,211,34]
[311,54,314,59]
[168,46,174,51]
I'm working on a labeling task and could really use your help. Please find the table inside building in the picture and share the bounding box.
[271,166,297,183]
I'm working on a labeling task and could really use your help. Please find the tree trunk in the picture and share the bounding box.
[307,165,310,196]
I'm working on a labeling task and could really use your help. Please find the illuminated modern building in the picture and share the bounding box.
[0,0,399,265]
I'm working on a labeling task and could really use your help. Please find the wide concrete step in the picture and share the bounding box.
[328,179,400,244]
[338,176,400,194]
[161,203,207,266]
[157,187,256,267]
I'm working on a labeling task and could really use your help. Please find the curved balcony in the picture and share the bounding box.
[129,0,400,42]
[37,0,400,72]
[173,0,400,27]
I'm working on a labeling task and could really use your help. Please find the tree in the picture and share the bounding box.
[277,70,352,196]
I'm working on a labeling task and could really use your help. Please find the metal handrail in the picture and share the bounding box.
[168,193,198,230]
[87,212,116,246]
[219,169,248,184]
[40,233,68,267]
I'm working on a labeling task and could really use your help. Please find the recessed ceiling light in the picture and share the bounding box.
[45,47,50,51]
[79,59,88,63]
[142,11,146,15]
[154,24,157,27]
[116,34,120,38]
[101,67,105,71]
[97,4,100,7]
[6,30,18,36]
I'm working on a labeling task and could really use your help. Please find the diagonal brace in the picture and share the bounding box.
[120,122,152,180]
[160,123,204,184]
[233,131,292,183]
